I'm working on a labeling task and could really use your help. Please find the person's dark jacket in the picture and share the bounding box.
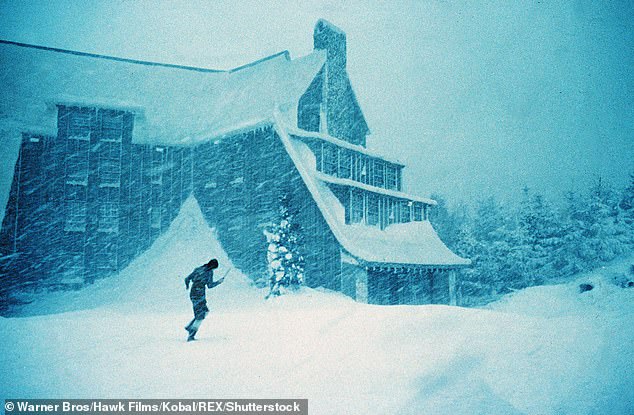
[185,265,222,302]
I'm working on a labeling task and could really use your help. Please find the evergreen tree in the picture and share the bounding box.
[556,190,591,275]
[470,197,513,296]
[451,215,483,305]
[429,193,452,245]
[582,178,627,262]
[431,176,634,306]
[619,173,634,245]
[517,187,565,283]
[265,194,305,298]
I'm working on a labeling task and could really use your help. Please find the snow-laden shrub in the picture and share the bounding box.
[264,195,305,298]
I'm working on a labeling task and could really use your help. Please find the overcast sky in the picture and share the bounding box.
[1,0,632,206]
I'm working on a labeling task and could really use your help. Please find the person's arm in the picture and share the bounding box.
[206,270,225,289]
[208,277,224,289]
[185,271,194,289]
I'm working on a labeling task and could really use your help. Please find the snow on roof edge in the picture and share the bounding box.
[229,51,291,73]
[283,124,402,166]
[314,172,437,206]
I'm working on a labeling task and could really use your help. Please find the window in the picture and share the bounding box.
[372,160,385,188]
[95,243,117,270]
[101,111,124,142]
[386,165,398,190]
[99,159,120,186]
[353,154,368,183]
[65,200,86,232]
[65,138,90,184]
[339,149,351,179]
[98,202,119,233]
[151,147,164,185]
[65,183,86,201]
[65,252,85,277]
[350,190,364,224]
[400,201,411,223]
[66,154,89,183]
[68,109,92,139]
[319,102,328,133]
[150,207,161,229]
[413,203,424,221]
[387,198,398,226]
[322,144,337,176]
[367,193,379,226]
[100,141,121,160]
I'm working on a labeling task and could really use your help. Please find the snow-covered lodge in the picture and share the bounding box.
[0,20,469,307]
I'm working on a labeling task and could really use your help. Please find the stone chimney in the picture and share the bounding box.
[313,19,346,71]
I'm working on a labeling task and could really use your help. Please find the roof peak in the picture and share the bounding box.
[229,50,290,73]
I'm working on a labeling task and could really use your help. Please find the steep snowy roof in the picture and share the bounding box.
[274,118,470,267]
[0,40,326,145]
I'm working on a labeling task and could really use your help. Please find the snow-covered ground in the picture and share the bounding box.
[1,198,633,415]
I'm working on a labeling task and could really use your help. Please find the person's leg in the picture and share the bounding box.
[187,320,198,341]
[185,317,195,331]
[188,303,208,341]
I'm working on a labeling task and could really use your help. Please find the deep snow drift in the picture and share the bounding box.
[1,197,632,415]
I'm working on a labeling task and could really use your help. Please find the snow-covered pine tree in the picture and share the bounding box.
[265,194,305,298]
[619,173,634,245]
[574,178,626,263]
[516,187,565,284]
[469,197,513,297]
